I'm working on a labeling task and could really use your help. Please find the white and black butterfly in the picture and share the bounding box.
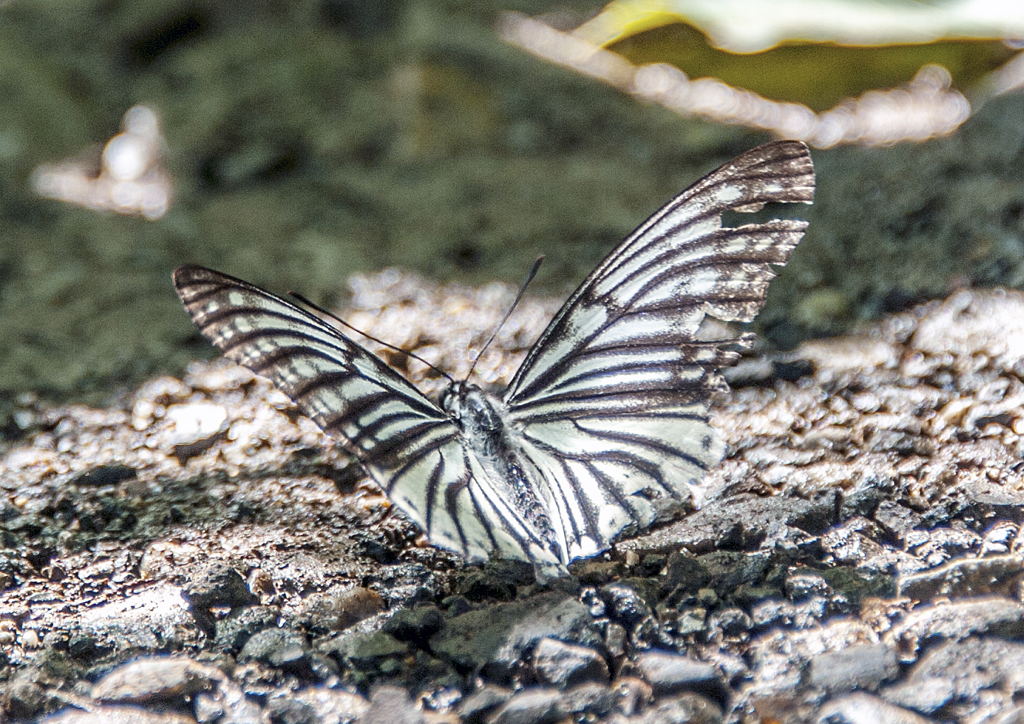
[174,140,814,574]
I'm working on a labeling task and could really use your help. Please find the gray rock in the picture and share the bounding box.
[4,670,49,720]
[265,686,369,724]
[884,596,1024,657]
[605,622,627,657]
[817,692,936,723]
[638,693,723,724]
[293,687,371,723]
[91,657,218,702]
[880,677,955,715]
[635,650,726,702]
[238,628,311,673]
[784,571,832,601]
[458,685,513,722]
[897,553,1024,599]
[429,592,600,681]
[807,644,897,693]
[383,605,445,645]
[612,676,653,716]
[295,585,384,633]
[485,688,561,724]
[75,583,201,655]
[342,631,408,672]
[532,637,609,688]
[39,706,199,724]
[184,562,255,610]
[599,582,654,627]
[894,637,1024,704]
[557,682,614,716]
[362,686,424,724]
[214,606,280,652]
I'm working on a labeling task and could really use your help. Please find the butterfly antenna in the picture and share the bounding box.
[288,291,456,384]
[468,255,544,379]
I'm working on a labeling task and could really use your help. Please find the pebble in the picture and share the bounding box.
[363,686,425,724]
[532,637,609,688]
[636,693,723,724]
[184,563,255,610]
[429,592,599,680]
[38,706,199,724]
[613,676,653,716]
[884,596,1024,659]
[807,644,898,693]
[556,682,615,717]
[634,650,726,702]
[897,553,1024,599]
[91,657,219,702]
[817,691,937,723]
[485,688,561,724]
[383,605,445,645]
[237,628,311,674]
[296,585,384,633]
[458,685,513,721]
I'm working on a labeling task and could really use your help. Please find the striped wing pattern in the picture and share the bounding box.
[174,265,543,563]
[173,140,815,570]
[502,141,815,560]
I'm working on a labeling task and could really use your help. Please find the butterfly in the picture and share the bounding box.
[174,140,814,575]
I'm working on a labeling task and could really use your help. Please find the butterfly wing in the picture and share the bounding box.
[174,264,529,563]
[502,140,815,561]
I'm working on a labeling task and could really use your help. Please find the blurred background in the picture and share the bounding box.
[1,0,1023,405]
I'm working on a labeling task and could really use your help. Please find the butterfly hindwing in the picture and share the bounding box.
[503,141,815,559]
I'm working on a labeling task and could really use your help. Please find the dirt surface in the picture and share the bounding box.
[2,274,1024,723]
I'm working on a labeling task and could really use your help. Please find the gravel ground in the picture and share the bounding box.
[3,272,1024,723]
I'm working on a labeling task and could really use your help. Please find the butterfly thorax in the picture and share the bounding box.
[442,381,562,561]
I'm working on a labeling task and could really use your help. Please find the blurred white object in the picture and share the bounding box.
[32,105,173,220]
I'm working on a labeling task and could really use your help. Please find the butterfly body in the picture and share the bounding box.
[174,140,815,573]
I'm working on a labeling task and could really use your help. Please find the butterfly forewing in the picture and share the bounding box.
[502,141,814,558]
[173,265,545,564]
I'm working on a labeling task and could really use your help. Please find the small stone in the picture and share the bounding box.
[638,693,723,724]
[457,571,517,602]
[557,682,614,716]
[897,554,1024,599]
[818,692,935,723]
[635,650,726,702]
[429,592,600,681]
[91,657,219,702]
[363,686,425,724]
[297,586,384,633]
[808,644,897,692]
[532,637,609,688]
[288,687,371,723]
[613,676,653,716]
[383,605,445,645]
[238,628,311,674]
[600,583,653,627]
[346,632,408,672]
[485,688,562,724]
[784,571,832,601]
[458,685,513,722]
[884,596,1024,657]
[4,672,48,719]
[605,623,627,657]
[38,706,198,724]
[214,606,279,652]
[881,677,955,714]
[184,563,254,610]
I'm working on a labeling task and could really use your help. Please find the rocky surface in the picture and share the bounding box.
[2,276,1024,723]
